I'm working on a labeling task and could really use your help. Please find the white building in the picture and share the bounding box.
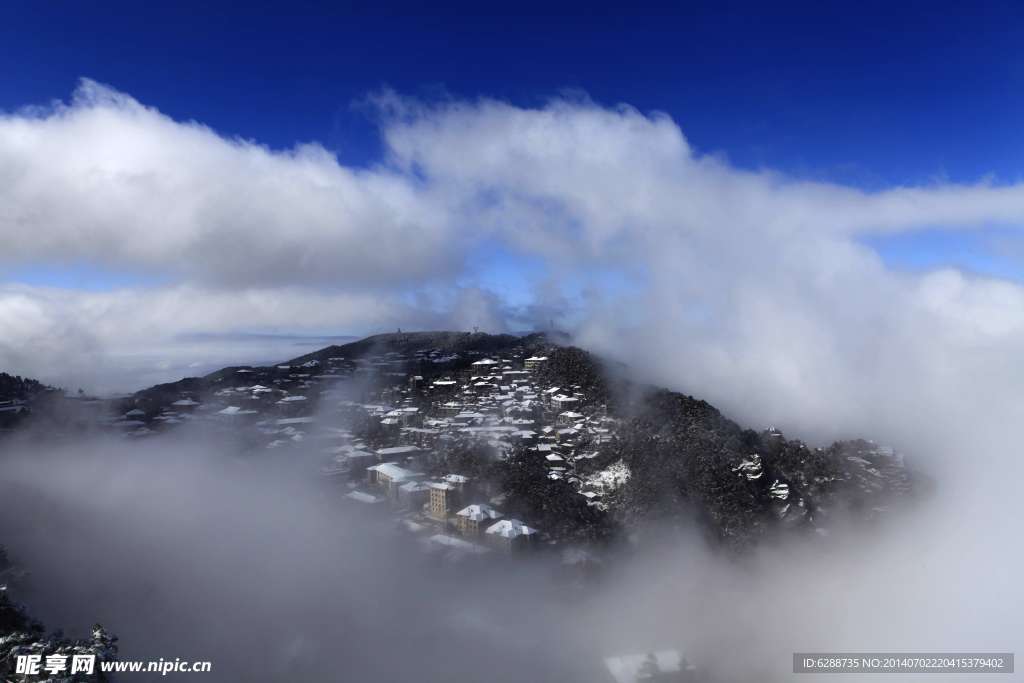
[485,518,538,552]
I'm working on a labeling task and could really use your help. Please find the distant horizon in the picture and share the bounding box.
[23,327,566,397]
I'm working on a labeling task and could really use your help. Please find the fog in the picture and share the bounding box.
[1,401,1019,681]
[0,432,594,681]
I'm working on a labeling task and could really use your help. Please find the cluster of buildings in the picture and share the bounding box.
[313,348,627,560]
[103,343,631,561]
[359,457,539,555]
[102,357,352,438]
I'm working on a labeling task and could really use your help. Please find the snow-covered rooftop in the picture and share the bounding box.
[485,519,537,538]
[456,504,501,522]
[375,445,424,456]
[345,491,381,504]
[367,462,418,481]
[217,406,257,416]
[426,534,490,554]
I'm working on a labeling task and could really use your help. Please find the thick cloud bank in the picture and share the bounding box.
[0,80,455,288]
[4,82,1024,512]
[0,425,1018,682]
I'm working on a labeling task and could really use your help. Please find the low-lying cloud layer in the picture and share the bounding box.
[0,418,1018,682]
[0,435,591,681]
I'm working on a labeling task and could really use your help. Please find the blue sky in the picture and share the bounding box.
[4,1,1023,180]
[2,2,1024,297]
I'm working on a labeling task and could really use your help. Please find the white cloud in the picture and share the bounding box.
[0,283,407,392]
[4,80,1024,459]
[0,279,523,392]
[0,79,460,288]
[376,95,1024,459]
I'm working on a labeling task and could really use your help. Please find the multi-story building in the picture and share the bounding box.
[398,480,431,511]
[367,462,419,500]
[428,482,455,521]
[485,519,538,553]
[524,356,548,371]
[454,504,502,538]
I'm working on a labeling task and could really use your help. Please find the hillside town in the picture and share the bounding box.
[74,337,628,563]
[3,332,911,565]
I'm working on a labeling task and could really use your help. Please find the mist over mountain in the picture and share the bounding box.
[0,330,944,682]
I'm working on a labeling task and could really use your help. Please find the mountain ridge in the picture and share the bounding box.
[4,331,916,550]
